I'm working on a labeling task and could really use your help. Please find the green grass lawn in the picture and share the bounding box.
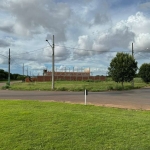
[7,78,150,91]
[1,100,150,150]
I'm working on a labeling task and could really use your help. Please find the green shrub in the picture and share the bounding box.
[2,82,10,90]
[139,63,150,83]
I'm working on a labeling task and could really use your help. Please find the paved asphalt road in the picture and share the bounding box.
[0,88,150,110]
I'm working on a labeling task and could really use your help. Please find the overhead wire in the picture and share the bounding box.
[0,54,8,58]
[55,44,131,53]
[11,46,48,59]
[1,42,132,61]
[134,52,150,59]
[0,43,139,67]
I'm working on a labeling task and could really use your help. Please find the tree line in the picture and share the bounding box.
[108,52,150,86]
[0,69,26,81]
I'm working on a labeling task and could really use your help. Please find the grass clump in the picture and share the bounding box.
[1,100,150,150]
[56,87,68,91]
[1,82,10,90]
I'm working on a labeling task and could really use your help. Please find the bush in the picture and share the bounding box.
[2,82,10,90]
[139,63,150,83]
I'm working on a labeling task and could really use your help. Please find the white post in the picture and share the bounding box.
[85,89,87,105]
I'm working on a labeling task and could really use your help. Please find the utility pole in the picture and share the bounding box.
[132,43,134,87]
[52,35,55,90]
[8,48,10,86]
[46,35,55,90]
[27,67,28,76]
[23,63,24,76]
[132,43,134,58]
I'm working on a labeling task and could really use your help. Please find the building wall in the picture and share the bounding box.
[27,75,106,82]
[44,71,90,77]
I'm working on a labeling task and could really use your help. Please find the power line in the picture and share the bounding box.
[135,53,150,59]
[5,44,132,59]
[55,44,131,52]
[11,46,47,57]
[0,54,8,58]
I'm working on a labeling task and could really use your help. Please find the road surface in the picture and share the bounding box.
[0,88,150,110]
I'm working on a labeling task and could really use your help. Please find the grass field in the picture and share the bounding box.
[0,100,150,150]
[6,78,150,91]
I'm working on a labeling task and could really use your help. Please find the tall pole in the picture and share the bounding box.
[46,35,55,90]
[132,43,134,87]
[8,48,10,86]
[132,43,134,58]
[52,35,55,90]
[27,67,28,76]
[23,63,24,76]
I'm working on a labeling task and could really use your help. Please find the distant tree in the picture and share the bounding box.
[139,63,150,83]
[108,52,138,87]
[0,69,4,73]
[0,69,8,80]
[17,75,26,80]
[0,69,26,81]
[11,74,20,80]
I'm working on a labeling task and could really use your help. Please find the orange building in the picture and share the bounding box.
[25,69,106,82]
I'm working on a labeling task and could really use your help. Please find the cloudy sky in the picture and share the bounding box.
[0,0,150,76]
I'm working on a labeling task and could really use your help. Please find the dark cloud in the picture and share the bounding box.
[0,25,14,34]
[0,0,72,41]
[105,27,135,48]
[0,39,10,47]
[94,13,110,24]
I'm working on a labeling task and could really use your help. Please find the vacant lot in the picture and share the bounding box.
[5,78,150,91]
[1,100,150,150]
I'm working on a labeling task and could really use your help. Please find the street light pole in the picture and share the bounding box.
[8,48,10,86]
[46,35,55,90]
[131,43,134,87]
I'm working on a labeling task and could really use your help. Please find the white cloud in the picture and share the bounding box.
[133,33,150,51]
[127,12,150,35]
[73,35,93,58]
[74,11,150,59]
[1,0,150,75]
[43,45,70,61]
[0,0,72,41]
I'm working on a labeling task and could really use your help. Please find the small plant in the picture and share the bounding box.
[2,82,10,90]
